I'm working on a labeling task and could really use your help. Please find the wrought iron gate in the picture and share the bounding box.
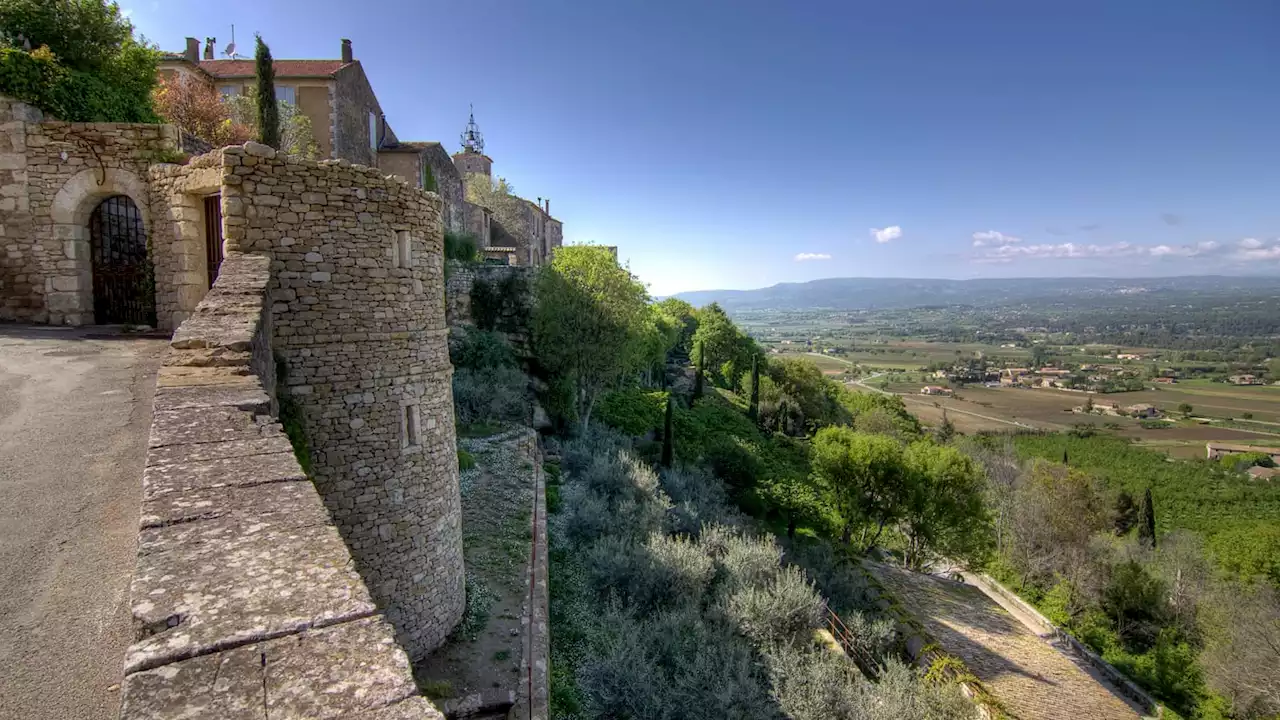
[204,194,224,286]
[89,195,156,326]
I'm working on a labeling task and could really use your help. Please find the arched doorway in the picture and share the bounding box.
[88,195,156,326]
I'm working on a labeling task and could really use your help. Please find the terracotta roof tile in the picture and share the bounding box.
[196,59,350,79]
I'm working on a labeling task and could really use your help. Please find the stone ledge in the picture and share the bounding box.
[121,616,442,720]
[121,248,443,718]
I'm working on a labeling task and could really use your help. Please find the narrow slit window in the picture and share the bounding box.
[402,402,420,450]
[393,230,412,269]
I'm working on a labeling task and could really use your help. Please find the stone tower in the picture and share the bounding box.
[222,146,466,659]
[452,106,492,178]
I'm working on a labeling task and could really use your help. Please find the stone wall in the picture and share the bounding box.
[121,250,444,719]
[333,63,397,168]
[220,143,465,658]
[422,143,464,235]
[0,95,180,326]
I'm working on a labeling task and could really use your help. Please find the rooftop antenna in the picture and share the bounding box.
[460,104,484,154]
[224,25,237,58]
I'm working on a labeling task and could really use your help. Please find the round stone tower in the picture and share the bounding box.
[225,145,465,659]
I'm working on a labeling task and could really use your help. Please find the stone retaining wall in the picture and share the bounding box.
[121,251,443,719]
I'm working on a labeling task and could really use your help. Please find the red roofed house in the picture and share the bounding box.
[159,37,394,167]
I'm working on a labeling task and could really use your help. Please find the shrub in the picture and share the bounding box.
[636,533,716,611]
[578,605,779,720]
[471,271,530,332]
[450,328,515,371]
[723,564,823,644]
[443,231,479,263]
[716,533,783,595]
[595,387,667,436]
[457,448,476,471]
[452,366,528,425]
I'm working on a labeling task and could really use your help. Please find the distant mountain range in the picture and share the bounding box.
[671,276,1280,311]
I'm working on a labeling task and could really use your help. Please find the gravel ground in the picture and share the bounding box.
[0,325,164,720]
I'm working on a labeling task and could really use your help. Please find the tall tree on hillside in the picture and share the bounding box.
[693,341,704,401]
[661,395,674,468]
[532,246,650,433]
[936,409,956,444]
[254,35,279,149]
[1139,487,1157,548]
[1113,490,1139,536]
[748,354,760,422]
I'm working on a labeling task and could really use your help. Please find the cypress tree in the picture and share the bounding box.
[255,35,280,149]
[661,395,674,468]
[693,342,704,401]
[747,354,760,422]
[1138,487,1157,548]
[1113,490,1138,536]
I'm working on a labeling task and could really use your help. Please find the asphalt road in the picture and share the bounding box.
[0,325,164,720]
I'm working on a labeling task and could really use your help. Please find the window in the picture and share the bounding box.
[275,85,296,106]
[393,231,412,269]
[401,402,420,451]
[218,85,237,98]
[368,112,378,152]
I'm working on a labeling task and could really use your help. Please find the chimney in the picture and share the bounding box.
[203,37,215,60]
[341,38,353,64]
[184,37,200,63]
[544,199,550,216]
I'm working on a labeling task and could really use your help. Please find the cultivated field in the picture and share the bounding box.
[853,382,1280,449]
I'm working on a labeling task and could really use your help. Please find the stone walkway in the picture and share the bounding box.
[0,325,165,720]
[867,563,1147,720]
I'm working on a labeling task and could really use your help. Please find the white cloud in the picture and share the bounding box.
[971,236,1280,264]
[794,252,832,262]
[870,226,902,243]
[971,230,1022,247]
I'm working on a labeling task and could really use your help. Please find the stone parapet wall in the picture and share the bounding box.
[220,143,465,658]
[121,251,443,719]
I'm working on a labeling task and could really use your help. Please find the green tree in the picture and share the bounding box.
[0,0,159,122]
[223,93,319,158]
[899,442,991,569]
[463,173,527,240]
[254,34,279,149]
[654,297,697,357]
[692,341,704,401]
[810,427,907,550]
[532,246,650,433]
[935,409,956,444]
[1113,490,1139,536]
[661,395,674,468]
[1139,487,1157,548]
[1177,402,1193,418]
[747,354,760,423]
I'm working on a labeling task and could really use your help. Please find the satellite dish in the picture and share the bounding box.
[225,42,236,57]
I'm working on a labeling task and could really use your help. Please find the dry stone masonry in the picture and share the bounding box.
[124,251,444,719]
[219,142,465,657]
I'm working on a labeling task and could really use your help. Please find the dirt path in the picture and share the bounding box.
[0,325,165,720]
[416,426,539,715]
[866,563,1147,720]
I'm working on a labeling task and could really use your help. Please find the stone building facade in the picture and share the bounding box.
[379,141,465,234]
[0,96,183,326]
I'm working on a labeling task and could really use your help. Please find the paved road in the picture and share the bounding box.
[867,562,1147,720]
[0,325,165,720]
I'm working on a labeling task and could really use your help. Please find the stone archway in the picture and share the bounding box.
[49,168,152,326]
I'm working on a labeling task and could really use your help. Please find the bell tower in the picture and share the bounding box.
[452,105,492,177]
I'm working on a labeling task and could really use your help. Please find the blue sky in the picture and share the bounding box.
[126,1,1280,295]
